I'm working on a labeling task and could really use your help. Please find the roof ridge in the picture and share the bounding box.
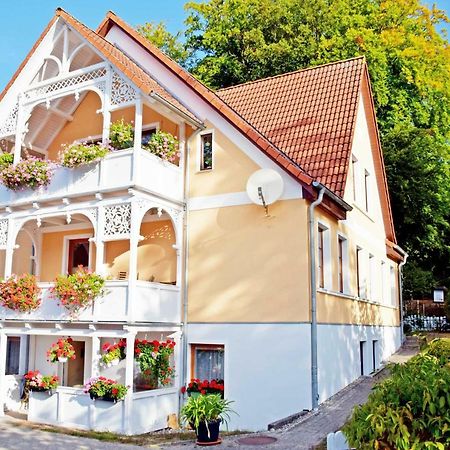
[217,56,366,93]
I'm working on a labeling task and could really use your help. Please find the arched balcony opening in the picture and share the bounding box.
[10,212,96,282]
[137,208,177,285]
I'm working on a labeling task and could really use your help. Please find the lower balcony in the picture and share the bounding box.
[0,280,181,324]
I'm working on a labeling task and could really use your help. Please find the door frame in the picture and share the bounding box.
[61,234,93,274]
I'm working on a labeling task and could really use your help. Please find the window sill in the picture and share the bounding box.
[317,288,398,309]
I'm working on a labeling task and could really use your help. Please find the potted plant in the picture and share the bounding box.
[59,142,110,168]
[0,274,41,313]
[47,337,76,363]
[100,339,126,367]
[51,267,106,316]
[134,339,175,388]
[143,130,179,164]
[181,394,234,446]
[83,376,128,402]
[181,379,225,398]
[109,119,134,150]
[0,157,53,190]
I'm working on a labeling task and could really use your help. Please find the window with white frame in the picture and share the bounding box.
[318,226,325,289]
[390,265,397,307]
[364,170,370,212]
[337,235,348,294]
[317,224,331,290]
[352,154,358,202]
[6,336,20,375]
[356,246,364,298]
[368,253,375,301]
[200,132,213,171]
[380,261,386,304]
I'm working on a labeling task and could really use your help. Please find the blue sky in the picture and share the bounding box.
[0,0,448,91]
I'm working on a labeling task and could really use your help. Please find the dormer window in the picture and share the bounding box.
[200,133,213,171]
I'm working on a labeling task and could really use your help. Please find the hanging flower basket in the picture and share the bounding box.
[134,339,176,387]
[47,337,76,363]
[100,339,126,367]
[59,142,110,168]
[0,274,41,313]
[84,376,128,402]
[50,267,106,316]
[0,157,53,190]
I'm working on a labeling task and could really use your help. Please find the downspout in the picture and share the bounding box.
[179,125,204,416]
[308,182,325,410]
[395,245,408,345]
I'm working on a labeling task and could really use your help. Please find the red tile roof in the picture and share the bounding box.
[217,58,365,197]
[55,9,203,124]
[96,11,313,187]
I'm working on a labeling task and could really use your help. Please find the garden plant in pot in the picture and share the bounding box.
[181,393,234,446]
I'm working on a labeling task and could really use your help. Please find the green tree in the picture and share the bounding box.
[137,0,450,294]
[136,22,189,66]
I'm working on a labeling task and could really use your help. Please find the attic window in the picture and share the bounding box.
[200,133,213,171]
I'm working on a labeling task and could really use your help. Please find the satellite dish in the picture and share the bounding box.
[246,169,284,215]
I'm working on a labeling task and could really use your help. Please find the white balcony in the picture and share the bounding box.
[0,148,183,207]
[0,280,181,324]
[28,387,179,434]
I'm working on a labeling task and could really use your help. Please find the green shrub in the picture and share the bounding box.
[426,338,450,365]
[343,345,450,449]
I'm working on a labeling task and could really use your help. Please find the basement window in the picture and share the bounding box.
[191,344,224,381]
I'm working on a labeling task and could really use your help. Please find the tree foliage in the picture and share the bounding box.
[137,0,450,296]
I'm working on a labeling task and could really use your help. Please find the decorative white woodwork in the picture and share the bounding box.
[0,102,18,137]
[0,220,8,247]
[110,71,138,107]
[103,203,132,238]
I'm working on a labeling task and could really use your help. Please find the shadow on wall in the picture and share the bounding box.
[105,222,176,283]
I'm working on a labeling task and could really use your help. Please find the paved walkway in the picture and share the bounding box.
[0,346,419,450]
[0,416,144,450]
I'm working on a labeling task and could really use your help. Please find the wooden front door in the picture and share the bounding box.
[67,238,89,274]
[66,341,85,387]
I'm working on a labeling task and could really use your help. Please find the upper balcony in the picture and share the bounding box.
[0,147,183,207]
[0,56,199,207]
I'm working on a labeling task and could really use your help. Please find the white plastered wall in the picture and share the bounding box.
[317,324,401,402]
[187,323,311,431]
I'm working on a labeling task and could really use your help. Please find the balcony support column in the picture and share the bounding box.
[0,332,7,417]
[127,201,140,321]
[94,206,106,276]
[4,219,15,278]
[123,331,136,435]
[102,68,112,146]
[14,96,24,164]
[91,335,100,378]
[132,96,143,185]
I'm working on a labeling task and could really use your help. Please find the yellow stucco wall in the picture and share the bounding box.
[104,220,177,282]
[186,106,400,326]
[40,228,94,281]
[187,199,311,323]
[188,124,261,197]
